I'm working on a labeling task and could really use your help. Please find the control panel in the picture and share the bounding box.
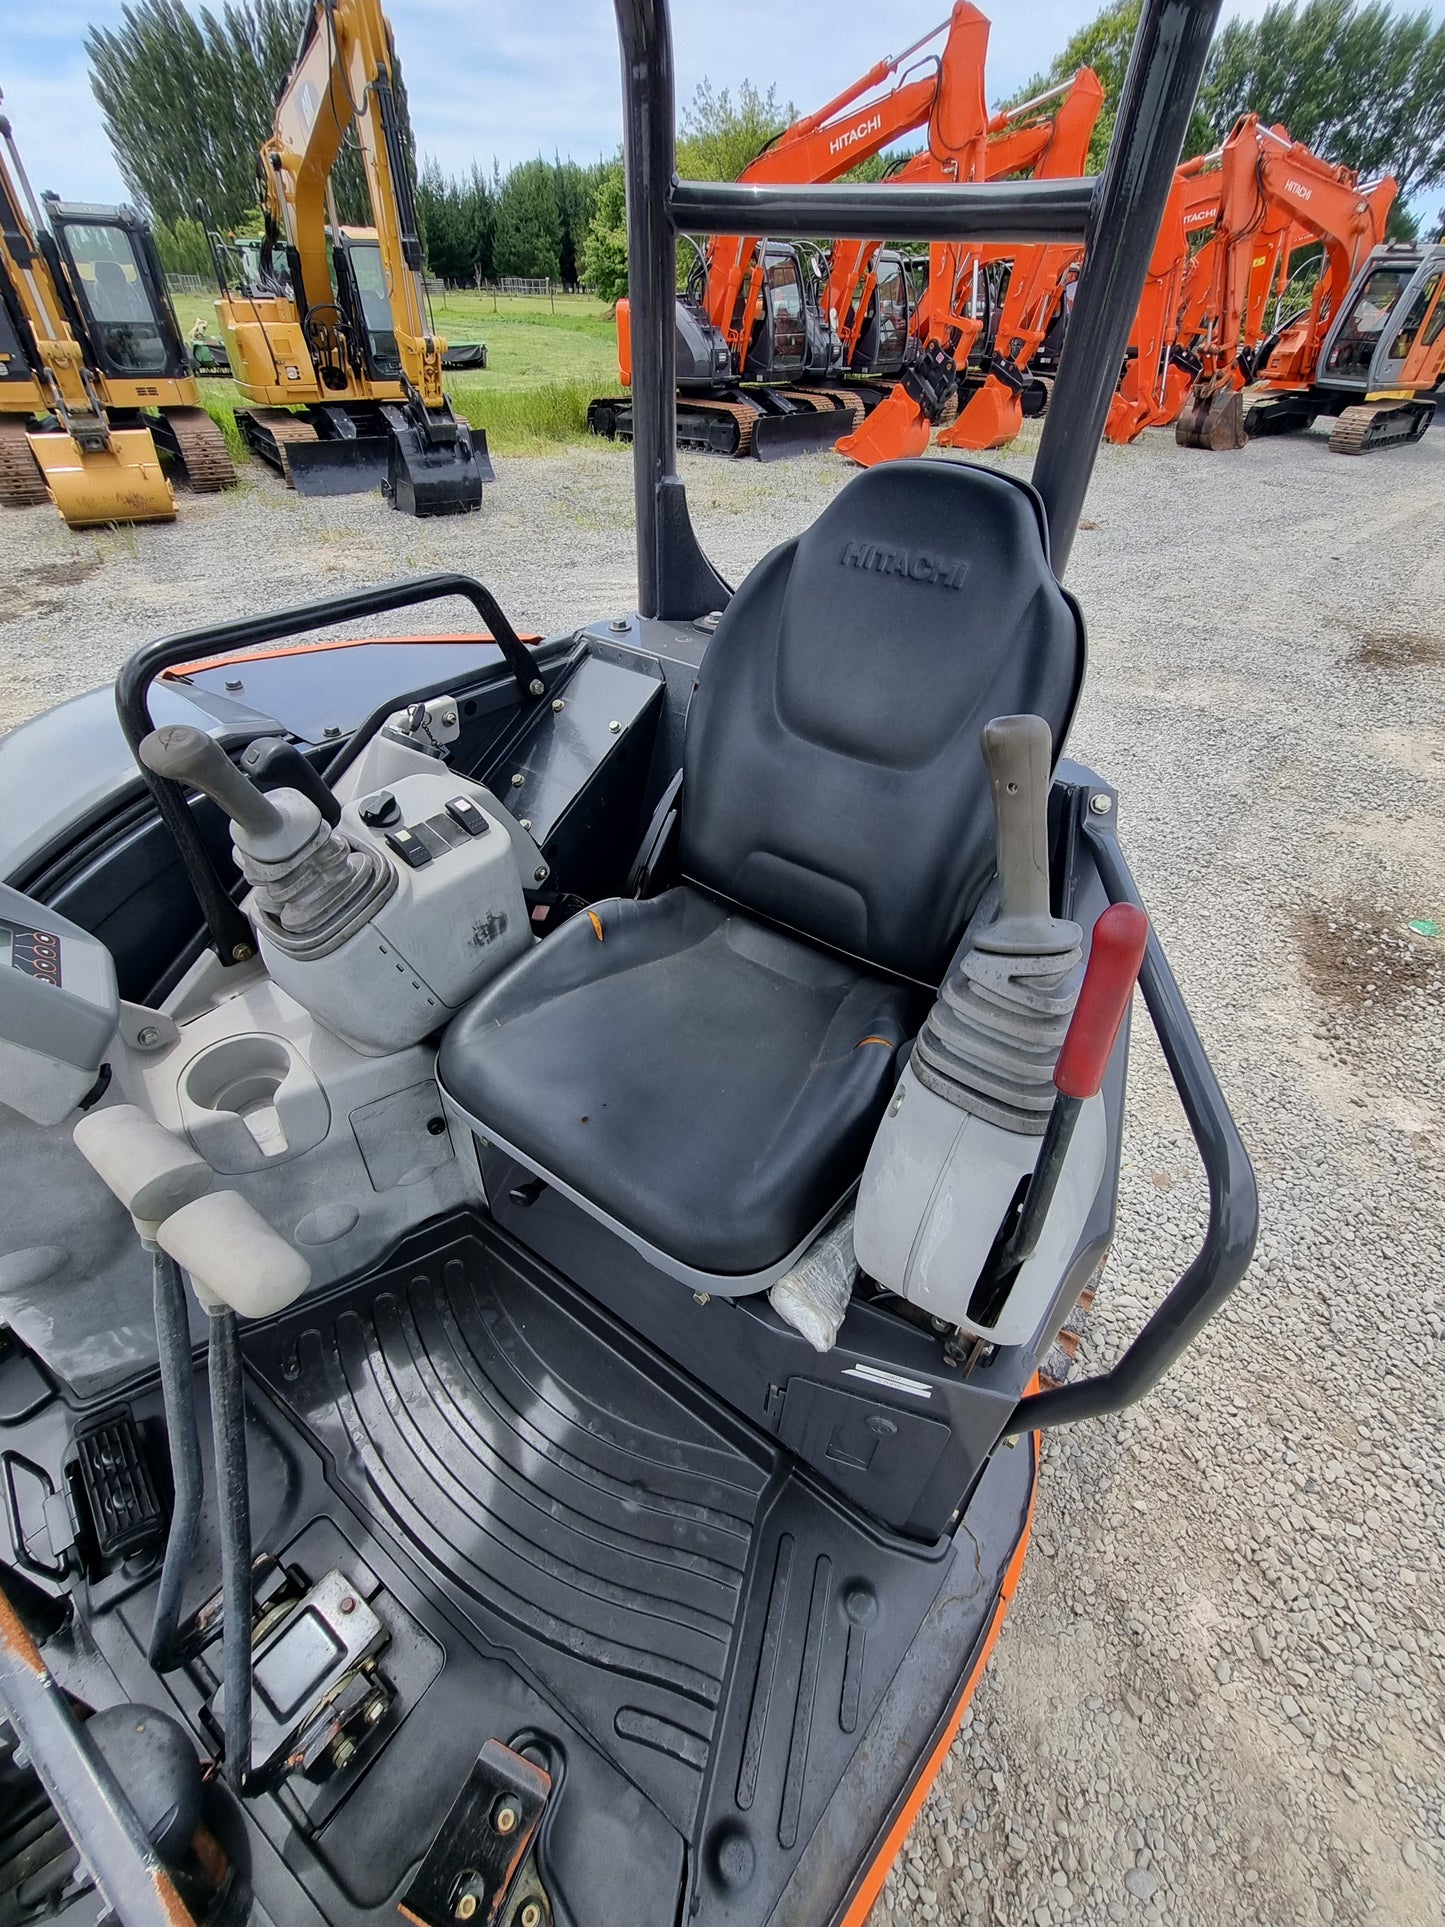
[0,882,120,1126]
[251,770,534,1054]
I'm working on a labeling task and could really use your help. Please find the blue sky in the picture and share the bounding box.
[2,0,1279,204]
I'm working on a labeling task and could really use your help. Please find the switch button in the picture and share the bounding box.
[445,796,490,837]
[384,828,432,869]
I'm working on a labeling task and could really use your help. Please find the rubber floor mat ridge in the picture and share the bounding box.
[249,1229,773,1814]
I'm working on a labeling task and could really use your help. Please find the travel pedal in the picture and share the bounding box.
[401,1738,553,1927]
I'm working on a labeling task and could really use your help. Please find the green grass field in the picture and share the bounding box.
[169,289,623,459]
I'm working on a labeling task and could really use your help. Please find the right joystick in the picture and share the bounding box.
[977,713,1078,958]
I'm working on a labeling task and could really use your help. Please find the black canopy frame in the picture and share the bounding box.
[613,0,1222,613]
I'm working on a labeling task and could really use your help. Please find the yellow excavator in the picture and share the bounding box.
[0,96,234,528]
[214,0,490,514]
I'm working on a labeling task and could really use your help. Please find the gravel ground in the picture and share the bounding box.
[4,424,1444,1925]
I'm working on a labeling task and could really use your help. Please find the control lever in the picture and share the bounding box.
[140,724,290,847]
[156,1193,311,1794]
[990,903,1150,1285]
[239,736,342,827]
[977,714,1078,957]
[72,1106,212,1673]
[141,722,390,943]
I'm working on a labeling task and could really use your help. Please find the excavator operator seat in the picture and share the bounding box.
[438,461,1085,1290]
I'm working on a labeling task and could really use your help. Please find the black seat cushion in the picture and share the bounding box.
[439,888,922,1276]
[681,459,1084,982]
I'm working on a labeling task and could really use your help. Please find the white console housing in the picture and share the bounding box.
[255,771,532,1054]
[854,1061,1105,1347]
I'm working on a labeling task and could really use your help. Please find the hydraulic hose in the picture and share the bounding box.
[147,1253,203,1673]
[207,1307,252,1792]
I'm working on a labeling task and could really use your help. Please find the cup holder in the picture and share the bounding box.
[180,1035,329,1172]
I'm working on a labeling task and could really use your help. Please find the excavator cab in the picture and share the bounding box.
[41,200,189,384]
[331,228,403,381]
[1322,243,1445,390]
[844,247,919,379]
[1249,241,1443,452]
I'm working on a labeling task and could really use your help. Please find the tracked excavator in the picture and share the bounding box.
[835,66,1104,466]
[589,3,996,457]
[1174,117,1395,449]
[0,4,1260,1925]
[214,0,490,513]
[1245,240,1444,451]
[0,101,233,527]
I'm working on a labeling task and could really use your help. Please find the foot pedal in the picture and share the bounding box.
[73,1407,165,1566]
[401,1739,552,1927]
[199,1565,392,1790]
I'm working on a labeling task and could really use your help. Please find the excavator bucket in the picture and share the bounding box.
[26,427,174,529]
[388,419,491,515]
[938,378,1024,451]
[1104,392,1147,445]
[1175,387,1246,451]
[835,386,932,467]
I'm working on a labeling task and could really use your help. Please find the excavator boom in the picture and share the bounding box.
[1176,116,1396,449]
[837,63,1105,466]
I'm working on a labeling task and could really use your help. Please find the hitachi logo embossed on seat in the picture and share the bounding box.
[841,541,968,588]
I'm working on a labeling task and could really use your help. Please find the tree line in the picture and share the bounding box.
[91,0,1444,296]
[1013,0,1445,224]
[416,157,610,288]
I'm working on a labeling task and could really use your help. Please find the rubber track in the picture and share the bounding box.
[1328,400,1433,454]
[788,386,867,428]
[161,406,235,492]
[239,407,320,484]
[0,418,48,508]
[678,397,755,456]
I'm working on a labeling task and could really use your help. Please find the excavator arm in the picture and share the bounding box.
[1104,156,1223,443]
[707,3,992,370]
[937,65,1105,448]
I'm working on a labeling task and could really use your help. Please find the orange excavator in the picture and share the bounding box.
[1247,239,1444,451]
[1104,154,1225,443]
[1174,117,1395,448]
[590,4,995,457]
[836,66,1104,465]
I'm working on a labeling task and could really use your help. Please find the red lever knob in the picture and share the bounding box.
[1053,903,1150,1100]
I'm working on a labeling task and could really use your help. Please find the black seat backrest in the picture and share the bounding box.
[680,460,1085,983]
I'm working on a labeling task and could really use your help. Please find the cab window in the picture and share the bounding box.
[1323,265,1414,380]
[62,224,168,375]
[1386,270,1443,361]
[347,241,400,377]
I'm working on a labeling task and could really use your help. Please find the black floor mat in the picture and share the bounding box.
[4,1215,1034,1927]
[249,1225,774,1832]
